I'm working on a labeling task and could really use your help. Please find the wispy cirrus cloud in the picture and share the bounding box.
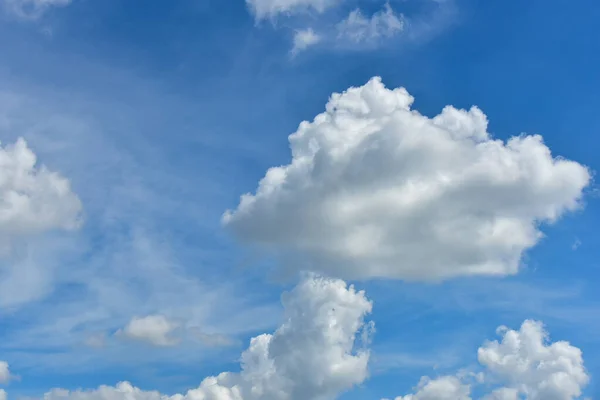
[0,53,282,383]
[245,0,457,54]
[246,0,339,20]
[291,28,321,55]
[1,0,71,20]
[336,4,405,45]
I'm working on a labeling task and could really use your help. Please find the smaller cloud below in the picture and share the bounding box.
[246,0,338,20]
[291,28,321,55]
[116,315,180,347]
[1,0,72,20]
[387,320,589,400]
[42,275,374,400]
[336,3,405,45]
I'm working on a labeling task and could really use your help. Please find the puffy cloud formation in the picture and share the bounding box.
[0,138,82,254]
[43,275,373,400]
[478,320,589,400]
[291,28,321,55]
[246,0,338,20]
[117,315,180,347]
[0,361,10,384]
[0,389,5,400]
[1,0,71,19]
[223,77,591,281]
[392,376,471,400]
[392,320,589,400]
[337,4,405,44]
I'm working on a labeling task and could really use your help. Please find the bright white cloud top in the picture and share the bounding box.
[389,320,589,400]
[246,0,338,20]
[43,275,374,400]
[223,77,591,281]
[0,138,82,254]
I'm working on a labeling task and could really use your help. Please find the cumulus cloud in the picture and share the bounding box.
[0,138,82,254]
[391,375,471,400]
[391,320,589,400]
[246,0,338,20]
[0,389,5,400]
[0,361,11,384]
[43,275,373,400]
[223,77,591,281]
[478,320,589,400]
[337,4,405,44]
[1,0,71,19]
[116,315,180,347]
[291,28,321,55]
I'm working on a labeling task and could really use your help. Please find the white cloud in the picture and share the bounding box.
[1,0,71,19]
[390,375,471,400]
[478,320,589,400]
[0,138,82,254]
[246,0,338,20]
[43,275,373,400]
[391,320,589,400]
[223,77,591,281]
[337,4,405,44]
[0,389,6,400]
[291,28,321,55]
[0,361,11,384]
[116,315,180,347]
[0,137,82,308]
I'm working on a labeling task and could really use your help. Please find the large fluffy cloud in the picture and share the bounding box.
[223,77,591,281]
[391,320,589,400]
[246,0,338,20]
[43,275,373,400]
[0,138,82,254]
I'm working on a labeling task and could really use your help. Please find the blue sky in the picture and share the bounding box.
[0,0,598,399]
